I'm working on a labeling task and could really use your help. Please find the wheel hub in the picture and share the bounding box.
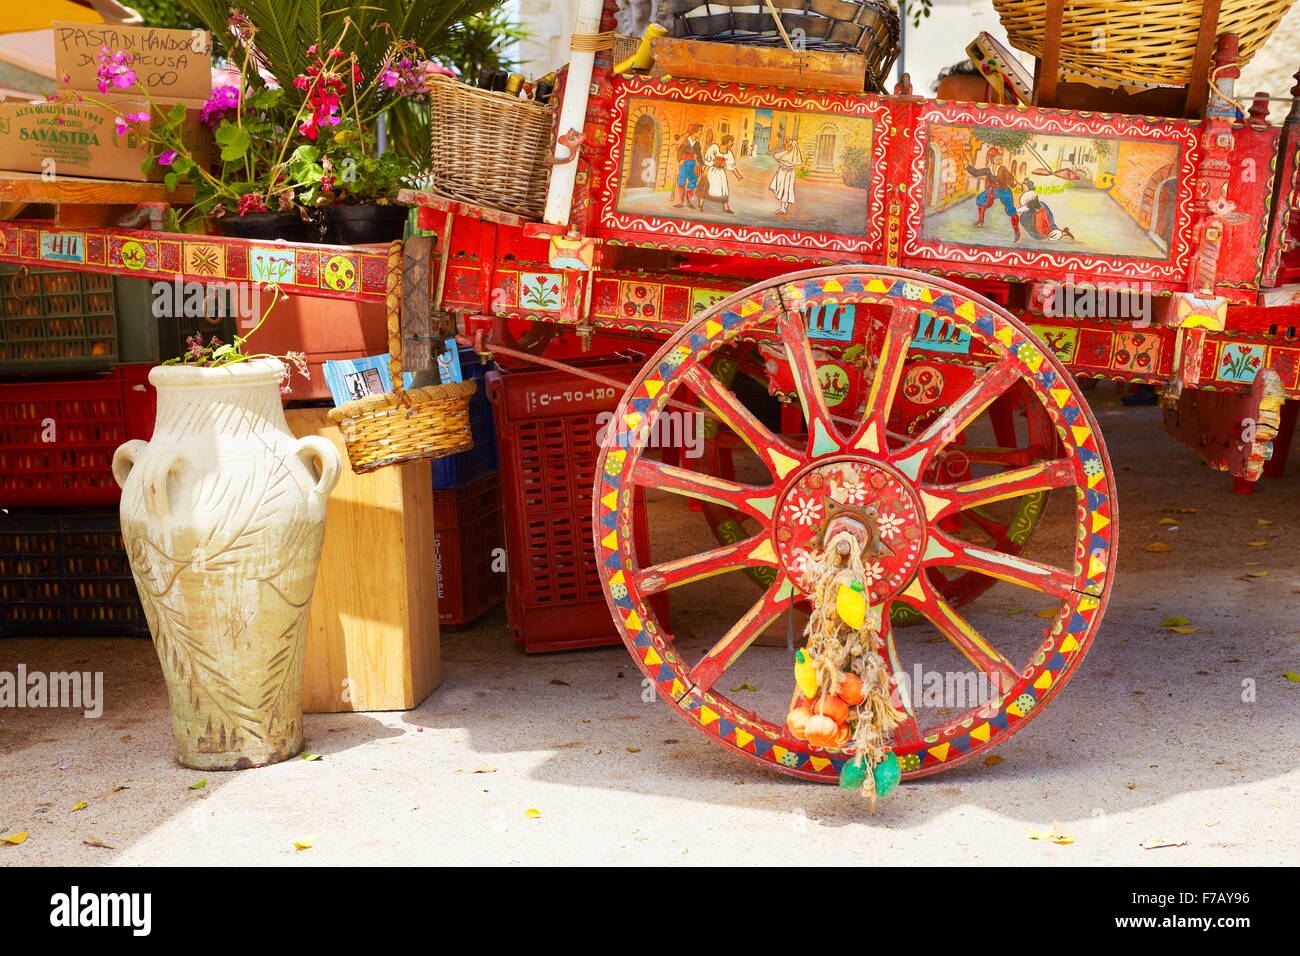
[773,458,926,602]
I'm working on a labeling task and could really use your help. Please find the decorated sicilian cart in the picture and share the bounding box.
[389,0,1300,800]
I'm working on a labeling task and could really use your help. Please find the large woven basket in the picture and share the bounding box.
[426,73,554,220]
[992,0,1297,85]
[328,242,476,474]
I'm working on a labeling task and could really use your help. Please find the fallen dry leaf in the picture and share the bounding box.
[293,838,314,851]
[1157,517,1179,527]
[0,832,28,845]
[1168,626,1200,634]
[1161,617,1190,627]
[1140,837,1187,850]
[1283,670,1300,682]
[111,785,129,793]
[470,763,496,774]
[1145,542,1172,553]
[82,838,114,849]
[1257,519,1275,526]
[626,747,641,753]
[1034,608,1057,619]
[1027,821,1074,844]
[524,808,542,819]
[1166,507,1197,514]
[985,754,1004,766]
[1247,540,1270,547]
[70,801,86,812]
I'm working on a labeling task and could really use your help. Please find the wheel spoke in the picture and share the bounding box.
[635,535,778,594]
[920,458,1074,521]
[891,356,1020,478]
[879,612,922,744]
[850,304,918,454]
[682,364,803,480]
[776,309,841,457]
[688,578,794,692]
[924,531,1075,599]
[897,575,1019,689]
[628,458,777,522]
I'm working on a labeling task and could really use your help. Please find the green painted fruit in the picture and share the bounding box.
[839,758,868,791]
[873,752,902,798]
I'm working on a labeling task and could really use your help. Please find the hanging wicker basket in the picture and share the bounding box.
[992,0,1298,86]
[425,73,554,220]
[328,242,476,475]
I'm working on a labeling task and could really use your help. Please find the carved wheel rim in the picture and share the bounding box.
[594,267,1118,781]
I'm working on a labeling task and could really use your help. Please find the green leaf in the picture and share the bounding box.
[302,753,322,761]
[188,778,206,790]
[164,172,179,192]
[168,103,186,124]
[252,88,283,109]
[171,154,195,175]
[214,123,252,162]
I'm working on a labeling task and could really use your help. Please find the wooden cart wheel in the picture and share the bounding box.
[594,267,1117,780]
[694,361,1058,621]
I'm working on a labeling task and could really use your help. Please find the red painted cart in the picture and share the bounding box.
[400,1,1300,783]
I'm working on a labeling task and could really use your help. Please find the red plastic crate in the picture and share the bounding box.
[0,364,156,506]
[433,471,506,629]
[488,351,665,653]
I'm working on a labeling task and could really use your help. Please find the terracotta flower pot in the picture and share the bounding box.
[112,359,341,770]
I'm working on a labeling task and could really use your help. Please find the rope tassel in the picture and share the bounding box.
[786,530,906,811]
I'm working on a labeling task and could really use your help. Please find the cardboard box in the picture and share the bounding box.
[0,22,212,183]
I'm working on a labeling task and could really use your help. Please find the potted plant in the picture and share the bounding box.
[74,2,499,239]
[111,290,340,770]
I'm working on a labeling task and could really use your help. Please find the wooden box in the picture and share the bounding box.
[286,406,440,713]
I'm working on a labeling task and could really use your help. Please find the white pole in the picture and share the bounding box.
[542,0,605,228]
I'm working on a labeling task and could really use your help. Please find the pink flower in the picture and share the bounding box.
[236,193,268,216]
[200,85,240,128]
[158,150,178,166]
[95,47,136,94]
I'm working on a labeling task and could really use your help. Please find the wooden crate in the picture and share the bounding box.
[286,406,441,713]
[651,36,868,93]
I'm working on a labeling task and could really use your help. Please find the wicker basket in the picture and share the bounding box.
[328,242,476,475]
[426,73,554,220]
[992,0,1297,85]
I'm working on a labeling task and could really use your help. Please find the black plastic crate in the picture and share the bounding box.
[0,509,149,637]
[0,265,118,373]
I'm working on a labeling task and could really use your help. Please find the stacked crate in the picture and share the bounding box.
[431,347,507,629]
[0,266,235,637]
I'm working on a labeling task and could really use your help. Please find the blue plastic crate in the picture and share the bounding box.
[431,347,498,489]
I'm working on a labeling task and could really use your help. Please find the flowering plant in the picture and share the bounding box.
[163,285,310,394]
[60,12,442,226]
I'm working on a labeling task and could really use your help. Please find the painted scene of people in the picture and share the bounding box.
[615,96,874,236]
[921,123,1184,259]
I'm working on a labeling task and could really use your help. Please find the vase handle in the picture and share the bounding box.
[295,435,342,499]
[111,440,149,490]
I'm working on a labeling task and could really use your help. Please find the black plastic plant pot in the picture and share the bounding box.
[324,204,409,245]
[220,211,312,243]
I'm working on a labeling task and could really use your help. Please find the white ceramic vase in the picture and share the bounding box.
[113,359,341,770]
